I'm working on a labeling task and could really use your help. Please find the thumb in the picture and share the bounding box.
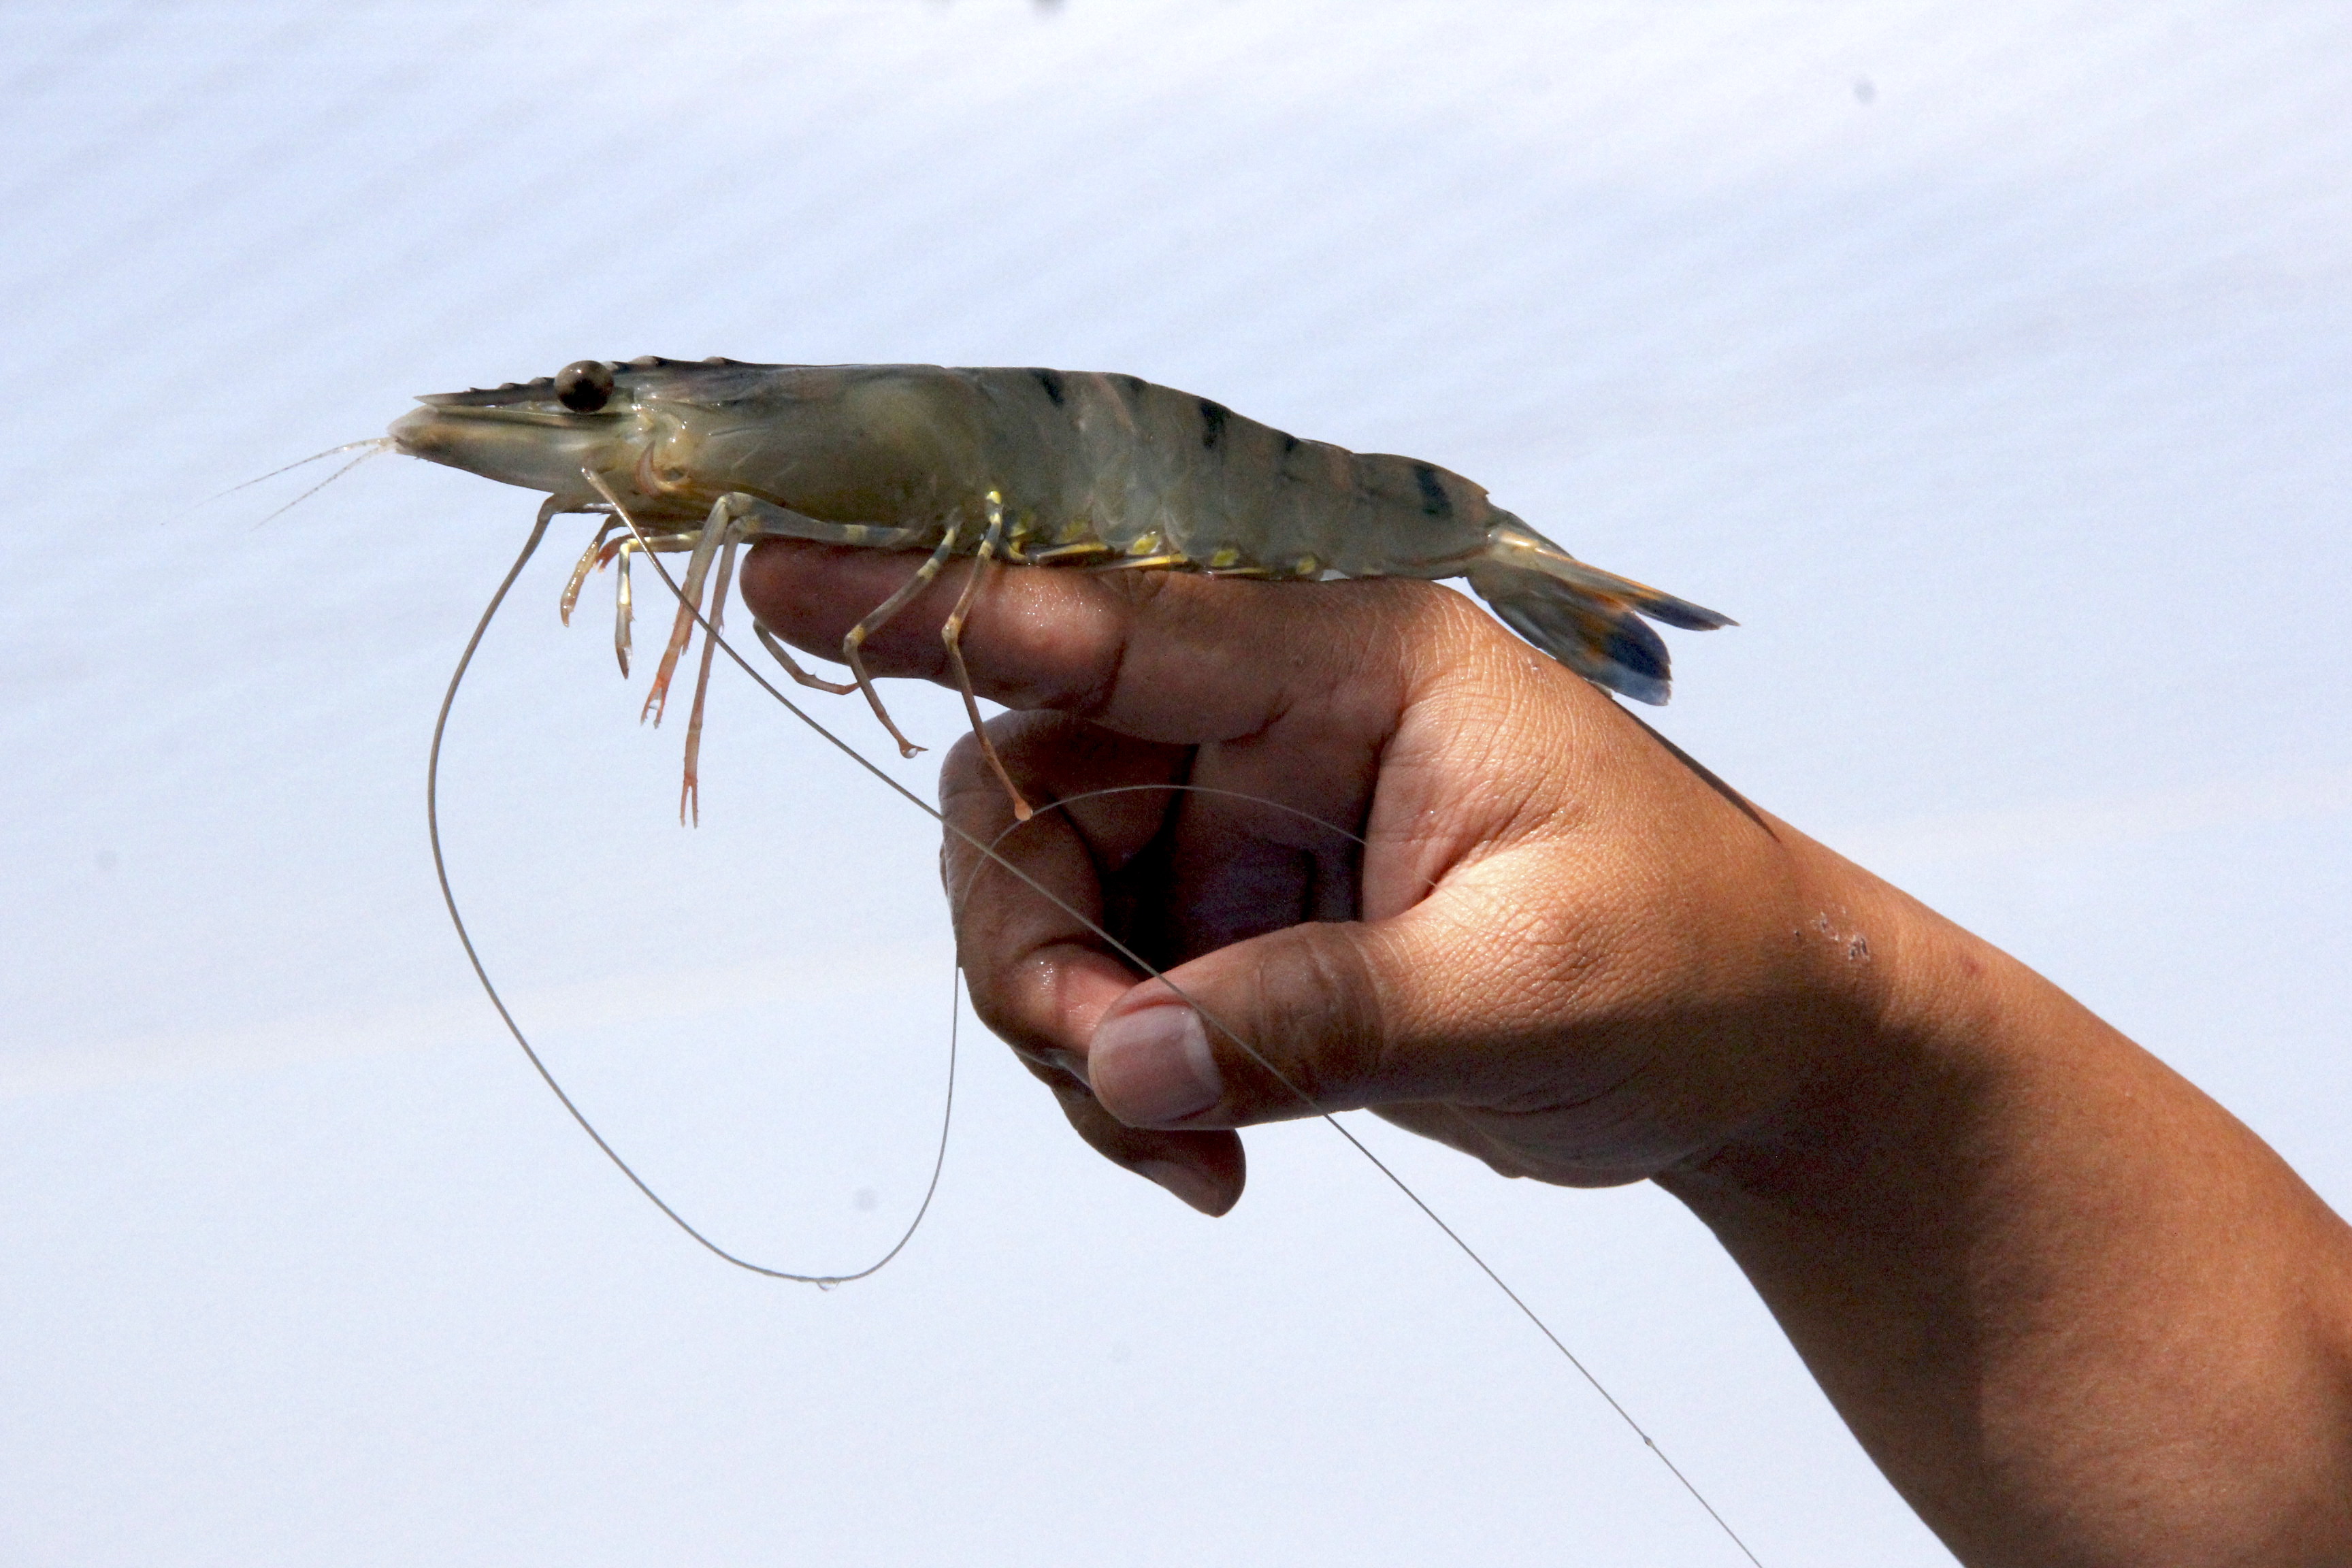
[1085,919,1411,1130]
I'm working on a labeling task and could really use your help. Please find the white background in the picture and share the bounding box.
[3,3,2347,1564]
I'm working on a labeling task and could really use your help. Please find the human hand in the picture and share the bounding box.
[739,542,1900,1216]
[742,539,2352,1561]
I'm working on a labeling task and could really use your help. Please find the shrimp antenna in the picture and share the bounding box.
[427,498,958,1288]
[201,438,394,523]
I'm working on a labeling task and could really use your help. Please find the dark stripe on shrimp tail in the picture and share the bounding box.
[1465,560,1677,704]
[1198,398,1230,448]
[1028,368,1068,406]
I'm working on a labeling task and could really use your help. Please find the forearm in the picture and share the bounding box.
[1660,845,2352,1566]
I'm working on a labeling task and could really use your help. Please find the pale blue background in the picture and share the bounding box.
[3,3,2347,1564]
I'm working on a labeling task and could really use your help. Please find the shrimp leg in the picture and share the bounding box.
[611,530,698,678]
[723,493,931,553]
[836,521,965,757]
[677,518,751,826]
[657,489,969,757]
[941,491,1031,819]
[702,491,940,700]
[559,519,623,624]
[752,621,858,696]
[614,539,636,676]
[641,500,739,725]
[638,494,882,723]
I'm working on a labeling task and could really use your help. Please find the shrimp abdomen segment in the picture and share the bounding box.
[966,370,1497,576]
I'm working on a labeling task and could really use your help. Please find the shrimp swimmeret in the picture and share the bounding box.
[386,357,1733,821]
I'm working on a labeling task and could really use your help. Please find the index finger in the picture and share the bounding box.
[737,538,1484,747]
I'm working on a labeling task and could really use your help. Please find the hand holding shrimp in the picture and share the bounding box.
[377,353,2352,1562]
[744,539,1888,1209]
[743,540,1853,1204]
[744,540,2352,1567]
[382,356,1774,1548]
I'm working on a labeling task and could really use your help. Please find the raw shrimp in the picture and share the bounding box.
[388,357,1731,820]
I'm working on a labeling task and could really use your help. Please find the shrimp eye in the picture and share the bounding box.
[553,360,615,412]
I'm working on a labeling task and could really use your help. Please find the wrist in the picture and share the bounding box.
[1714,826,2013,1171]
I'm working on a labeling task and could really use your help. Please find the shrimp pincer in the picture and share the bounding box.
[389,356,1733,819]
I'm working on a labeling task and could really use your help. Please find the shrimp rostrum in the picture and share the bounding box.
[390,357,1732,817]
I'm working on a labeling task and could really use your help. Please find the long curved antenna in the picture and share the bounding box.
[599,495,1763,1567]
[427,497,957,1286]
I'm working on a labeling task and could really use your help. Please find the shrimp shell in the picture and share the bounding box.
[391,359,1733,813]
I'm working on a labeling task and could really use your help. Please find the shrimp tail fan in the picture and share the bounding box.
[1464,521,1735,706]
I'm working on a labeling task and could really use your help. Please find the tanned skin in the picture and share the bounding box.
[742,541,2352,1567]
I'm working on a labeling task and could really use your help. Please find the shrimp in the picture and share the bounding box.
[389,357,1733,819]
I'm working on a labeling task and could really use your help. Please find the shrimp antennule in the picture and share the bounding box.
[205,437,393,524]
